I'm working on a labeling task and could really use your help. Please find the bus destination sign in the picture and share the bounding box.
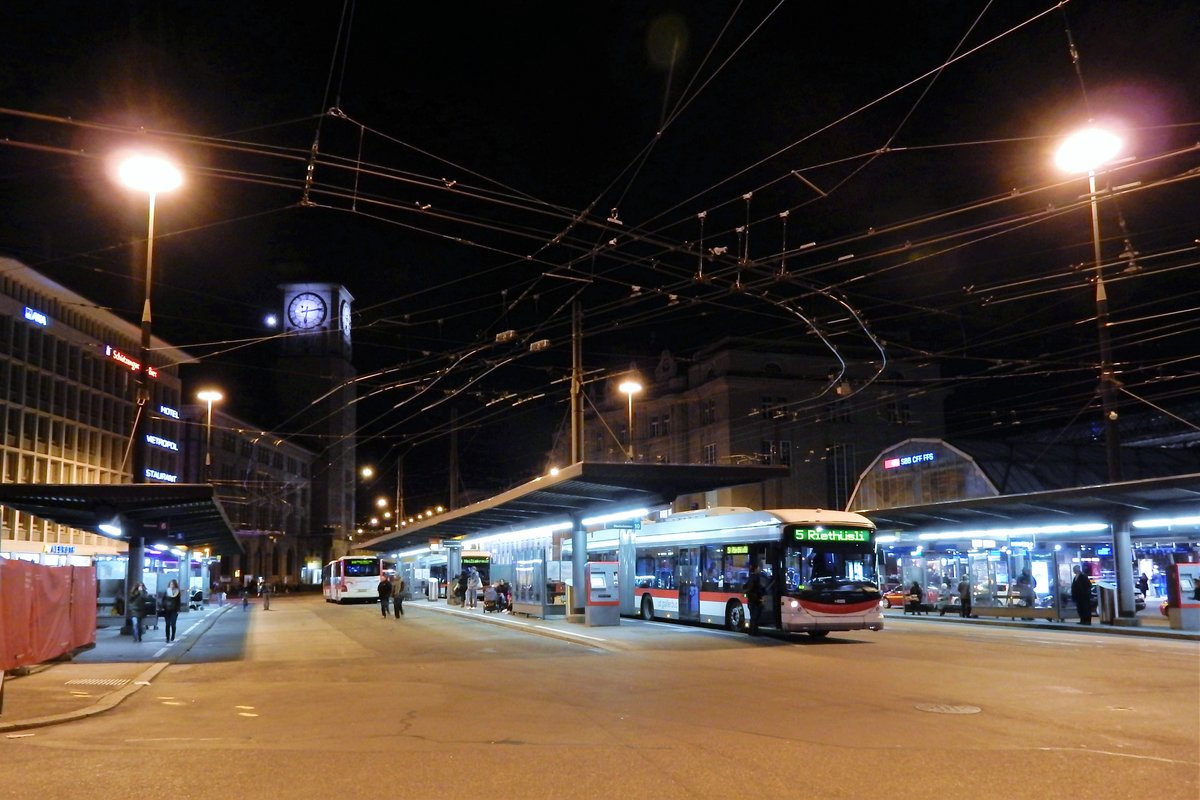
[792,528,871,543]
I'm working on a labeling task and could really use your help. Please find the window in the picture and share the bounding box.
[661,412,670,436]
[650,416,660,437]
[702,443,717,465]
[700,399,716,425]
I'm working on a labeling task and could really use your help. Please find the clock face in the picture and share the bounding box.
[287,292,327,329]
[340,300,351,336]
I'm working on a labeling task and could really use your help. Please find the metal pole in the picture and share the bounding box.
[628,393,638,460]
[1089,171,1136,624]
[204,398,214,482]
[1089,172,1122,484]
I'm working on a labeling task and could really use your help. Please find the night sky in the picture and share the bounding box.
[2,2,1198,507]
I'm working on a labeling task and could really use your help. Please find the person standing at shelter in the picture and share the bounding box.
[392,572,405,618]
[743,562,766,635]
[261,580,272,611]
[128,581,150,642]
[466,567,483,609]
[161,579,182,642]
[378,573,393,618]
[957,576,972,618]
[1071,565,1093,625]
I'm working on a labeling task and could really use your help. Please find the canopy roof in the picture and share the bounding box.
[0,483,243,553]
[362,461,789,552]
[862,472,1200,533]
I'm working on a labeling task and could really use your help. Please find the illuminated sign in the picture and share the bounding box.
[883,452,936,470]
[792,527,872,543]
[24,307,49,326]
[45,544,75,555]
[159,405,180,419]
[462,555,490,564]
[606,519,641,530]
[145,468,177,483]
[146,434,179,451]
[726,545,749,555]
[105,345,158,378]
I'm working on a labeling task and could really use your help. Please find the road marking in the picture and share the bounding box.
[65,678,130,687]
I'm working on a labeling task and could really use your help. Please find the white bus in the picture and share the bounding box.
[323,555,382,603]
[615,507,884,638]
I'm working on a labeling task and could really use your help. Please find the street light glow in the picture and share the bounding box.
[117,154,183,194]
[196,389,223,404]
[618,380,642,396]
[1054,127,1121,174]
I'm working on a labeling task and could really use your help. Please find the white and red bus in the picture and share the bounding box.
[323,555,382,603]
[619,507,883,638]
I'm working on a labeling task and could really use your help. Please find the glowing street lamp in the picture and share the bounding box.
[619,379,642,460]
[196,389,223,482]
[116,152,182,484]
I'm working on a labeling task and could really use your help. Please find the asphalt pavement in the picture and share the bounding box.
[3,593,1196,735]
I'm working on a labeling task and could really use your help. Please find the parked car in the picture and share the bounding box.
[882,586,908,608]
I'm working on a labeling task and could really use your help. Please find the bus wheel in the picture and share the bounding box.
[640,595,654,620]
[725,600,745,631]
[808,630,830,639]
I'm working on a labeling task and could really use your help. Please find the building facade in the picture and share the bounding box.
[561,338,946,511]
[0,257,192,563]
[179,403,322,588]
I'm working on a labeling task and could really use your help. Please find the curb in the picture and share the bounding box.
[414,602,620,650]
[0,603,235,734]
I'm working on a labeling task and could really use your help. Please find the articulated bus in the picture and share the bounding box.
[614,507,883,638]
[323,555,382,603]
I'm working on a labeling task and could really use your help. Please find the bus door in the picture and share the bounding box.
[677,546,701,620]
[758,544,781,629]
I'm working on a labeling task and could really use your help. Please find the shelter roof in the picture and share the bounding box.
[361,461,788,552]
[862,472,1200,533]
[0,483,242,553]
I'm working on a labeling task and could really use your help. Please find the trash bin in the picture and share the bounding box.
[1096,582,1117,624]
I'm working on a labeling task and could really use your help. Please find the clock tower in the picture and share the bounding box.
[276,283,356,561]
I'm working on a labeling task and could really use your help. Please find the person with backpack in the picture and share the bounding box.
[465,567,483,609]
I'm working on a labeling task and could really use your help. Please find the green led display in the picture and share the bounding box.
[792,528,872,543]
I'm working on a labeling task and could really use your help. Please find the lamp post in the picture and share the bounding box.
[117,153,182,484]
[196,389,223,482]
[619,379,642,461]
[115,153,180,637]
[1054,126,1123,483]
[1055,125,1137,624]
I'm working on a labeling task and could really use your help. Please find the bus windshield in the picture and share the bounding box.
[783,544,877,592]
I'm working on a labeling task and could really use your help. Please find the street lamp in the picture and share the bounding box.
[1056,124,1139,625]
[619,379,642,461]
[1054,126,1123,483]
[116,152,182,484]
[196,389,223,483]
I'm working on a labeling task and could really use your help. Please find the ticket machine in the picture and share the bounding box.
[584,561,620,627]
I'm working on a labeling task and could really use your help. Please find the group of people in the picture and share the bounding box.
[377,572,407,618]
[127,579,184,643]
[450,567,512,612]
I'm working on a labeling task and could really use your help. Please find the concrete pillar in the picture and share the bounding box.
[122,533,145,636]
[571,517,586,615]
[1113,516,1139,626]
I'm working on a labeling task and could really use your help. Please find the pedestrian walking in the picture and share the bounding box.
[241,587,249,610]
[161,579,182,642]
[1071,565,1093,625]
[743,562,766,635]
[392,572,405,618]
[128,581,150,642]
[261,580,272,611]
[378,573,393,618]
[465,567,483,609]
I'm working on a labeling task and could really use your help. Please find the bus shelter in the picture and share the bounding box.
[361,461,787,618]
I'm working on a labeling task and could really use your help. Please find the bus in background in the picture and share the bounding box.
[323,555,382,603]
[620,507,883,638]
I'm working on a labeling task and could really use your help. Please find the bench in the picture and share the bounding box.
[903,601,934,615]
[971,606,1059,620]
